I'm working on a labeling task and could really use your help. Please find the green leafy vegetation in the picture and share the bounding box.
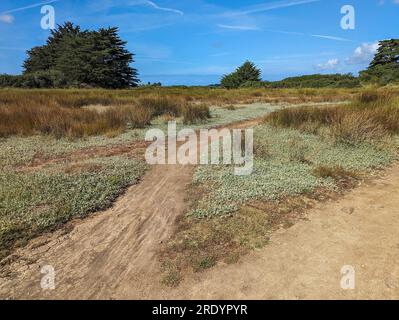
[268,74,361,88]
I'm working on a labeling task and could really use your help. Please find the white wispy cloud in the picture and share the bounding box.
[316,58,340,70]
[379,0,399,5]
[311,34,352,42]
[0,14,14,23]
[255,52,335,63]
[346,42,380,65]
[210,25,352,41]
[264,29,305,36]
[217,24,260,31]
[223,0,320,16]
[0,0,60,15]
[144,0,184,15]
[90,0,184,15]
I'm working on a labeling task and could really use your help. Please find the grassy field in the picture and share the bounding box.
[1,86,398,281]
[0,93,283,260]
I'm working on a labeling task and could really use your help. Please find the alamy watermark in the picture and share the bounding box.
[41,5,55,30]
[145,122,254,176]
[340,265,355,290]
[40,265,56,290]
[341,5,355,30]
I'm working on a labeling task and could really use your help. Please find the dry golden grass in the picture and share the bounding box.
[265,88,399,143]
[182,104,211,124]
[0,86,357,108]
[0,104,153,138]
[0,91,211,138]
[0,86,359,139]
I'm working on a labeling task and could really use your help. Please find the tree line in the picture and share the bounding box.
[0,21,398,89]
[220,39,399,89]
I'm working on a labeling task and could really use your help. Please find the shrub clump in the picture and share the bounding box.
[182,104,211,124]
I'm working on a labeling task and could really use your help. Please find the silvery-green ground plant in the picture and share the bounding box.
[0,156,147,259]
[190,124,396,218]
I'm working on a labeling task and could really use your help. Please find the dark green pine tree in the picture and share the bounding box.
[86,27,139,88]
[360,39,399,85]
[22,22,139,88]
[221,61,262,89]
[235,61,261,83]
[23,22,81,74]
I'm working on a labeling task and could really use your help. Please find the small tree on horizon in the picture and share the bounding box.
[221,61,262,89]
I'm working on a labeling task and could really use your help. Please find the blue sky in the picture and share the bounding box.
[0,0,398,85]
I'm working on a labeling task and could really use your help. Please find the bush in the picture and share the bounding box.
[182,104,211,124]
[268,74,361,88]
[313,165,358,180]
[330,112,387,144]
[137,96,183,117]
[266,106,337,129]
[240,81,267,88]
[356,89,394,106]
[0,74,23,87]
[0,71,68,89]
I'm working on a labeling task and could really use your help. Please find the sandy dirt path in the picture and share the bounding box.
[162,164,399,300]
[1,121,399,299]
[0,163,195,299]
[0,119,257,299]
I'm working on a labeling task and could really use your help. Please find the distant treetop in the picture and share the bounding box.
[221,61,262,89]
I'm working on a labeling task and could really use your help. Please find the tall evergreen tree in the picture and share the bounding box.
[221,61,262,88]
[360,39,399,85]
[22,22,139,88]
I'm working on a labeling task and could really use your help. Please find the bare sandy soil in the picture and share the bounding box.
[1,122,399,300]
[168,165,399,300]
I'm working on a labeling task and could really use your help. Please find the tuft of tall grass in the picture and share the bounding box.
[330,112,387,144]
[265,89,399,144]
[182,104,211,124]
[356,89,394,106]
[137,96,183,117]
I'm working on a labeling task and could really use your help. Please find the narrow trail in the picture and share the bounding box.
[1,117,399,299]
[0,118,258,299]
[0,164,195,299]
